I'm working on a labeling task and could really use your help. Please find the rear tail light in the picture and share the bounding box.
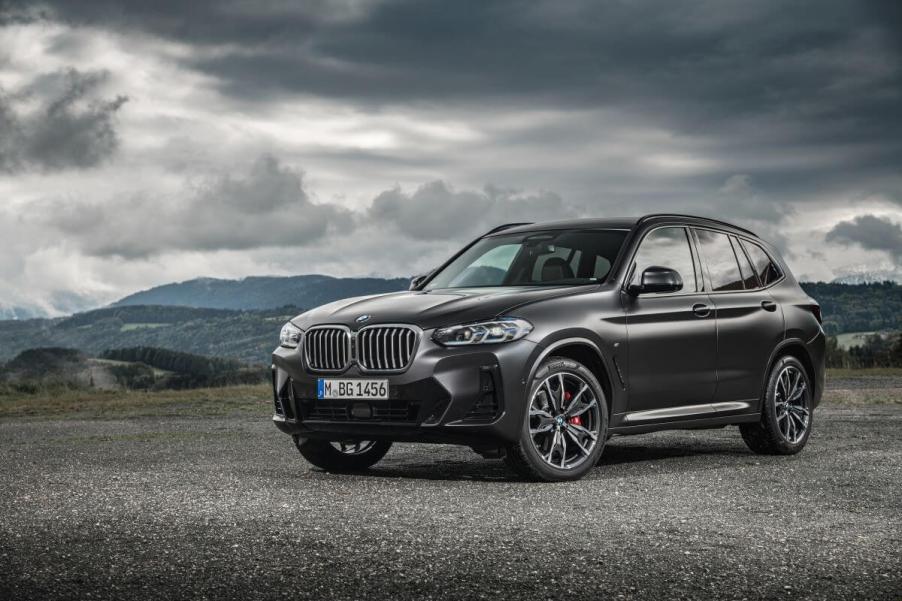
[809,303,822,324]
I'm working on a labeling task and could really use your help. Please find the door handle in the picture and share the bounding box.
[760,300,777,312]
[692,303,711,318]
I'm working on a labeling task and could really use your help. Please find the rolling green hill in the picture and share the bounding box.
[0,305,299,364]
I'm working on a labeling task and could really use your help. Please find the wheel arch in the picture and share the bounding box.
[527,337,616,417]
[761,339,817,411]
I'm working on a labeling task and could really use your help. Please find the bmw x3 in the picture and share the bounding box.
[271,214,825,481]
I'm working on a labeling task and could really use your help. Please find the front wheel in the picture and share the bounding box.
[505,356,608,481]
[294,437,392,472]
[740,356,813,455]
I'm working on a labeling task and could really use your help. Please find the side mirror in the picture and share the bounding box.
[628,266,683,295]
[409,274,428,290]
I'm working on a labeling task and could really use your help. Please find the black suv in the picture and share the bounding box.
[272,214,825,481]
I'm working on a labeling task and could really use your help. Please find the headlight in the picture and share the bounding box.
[279,322,303,348]
[433,317,533,346]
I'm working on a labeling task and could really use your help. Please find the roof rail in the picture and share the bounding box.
[636,214,757,237]
[484,222,533,235]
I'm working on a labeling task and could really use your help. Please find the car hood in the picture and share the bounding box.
[291,286,585,330]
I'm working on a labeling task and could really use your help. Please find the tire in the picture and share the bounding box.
[293,437,392,472]
[740,356,813,455]
[505,356,609,482]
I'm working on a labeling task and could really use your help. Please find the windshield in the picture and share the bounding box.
[424,229,629,290]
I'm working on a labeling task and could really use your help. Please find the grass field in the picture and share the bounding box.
[0,368,899,421]
[0,384,271,420]
[826,366,902,378]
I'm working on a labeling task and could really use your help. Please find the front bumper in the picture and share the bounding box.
[271,336,538,446]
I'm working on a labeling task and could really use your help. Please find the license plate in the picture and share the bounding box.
[317,378,389,400]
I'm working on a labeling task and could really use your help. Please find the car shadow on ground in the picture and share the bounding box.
[338,438,757,482]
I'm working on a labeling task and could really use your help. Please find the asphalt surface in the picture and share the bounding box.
[1,405,900,600]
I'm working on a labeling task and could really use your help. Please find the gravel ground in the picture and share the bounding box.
[1,404,900,600]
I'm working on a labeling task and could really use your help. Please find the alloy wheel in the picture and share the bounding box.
[528,371,601,470]
[774,365,810,444]
[331,440,377,455]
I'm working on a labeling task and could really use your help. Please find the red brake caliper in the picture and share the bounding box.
[563,391,582,426]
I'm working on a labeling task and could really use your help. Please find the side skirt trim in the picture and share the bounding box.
[609,412,760,435]
[621,401,753,423]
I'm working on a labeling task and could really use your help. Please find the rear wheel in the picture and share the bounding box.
[294,437,392,472]
[505,356,608,481]
[740,356,813,455]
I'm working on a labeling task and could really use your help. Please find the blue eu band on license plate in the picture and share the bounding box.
[317,378,389,400]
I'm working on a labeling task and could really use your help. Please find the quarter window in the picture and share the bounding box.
[695,229,744,291]
[741,240,782,286]
[632,227,697,292]
[732,237,759,289]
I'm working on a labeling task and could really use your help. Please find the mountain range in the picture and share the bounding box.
[113,275,410,311]
[0,279,898,365]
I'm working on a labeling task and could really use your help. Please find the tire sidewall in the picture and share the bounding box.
[517,357,608,481]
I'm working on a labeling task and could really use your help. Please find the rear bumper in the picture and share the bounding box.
[271,336,538,447]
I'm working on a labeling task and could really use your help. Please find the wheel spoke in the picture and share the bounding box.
[792,406,810,418]
[557,373,567,410]
[567,422,598,441]
[790,411,806,430]
[788,370,801,401]
[567,398,597,418]
[564,383,588,414]
[564,427,592,455]
[530,421,555,435]
[544,430,558,462]
[544,380,558,413]
[559,431,568,468]
[334,440,375,455]
[789,383,807,402]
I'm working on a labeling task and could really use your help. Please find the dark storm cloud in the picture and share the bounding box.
[39,154,351,258]
[13,0,900,204]
[367,181,579,240]
[0,68,127,173]
[826,214,902,261]
[15,1,898,115]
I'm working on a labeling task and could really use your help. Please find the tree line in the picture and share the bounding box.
[826,333,902,369]
[101,347,265,389]
[801,282,901,335]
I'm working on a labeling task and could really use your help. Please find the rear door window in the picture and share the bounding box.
[695,229,744,291]
[741,240,783,286]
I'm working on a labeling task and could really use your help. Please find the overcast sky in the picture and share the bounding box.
[1,0,900,315]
